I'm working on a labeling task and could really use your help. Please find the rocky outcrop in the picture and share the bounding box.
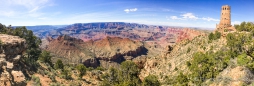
[83,58,100,68]
[132,55,147,69]
[99,60,120,69]
[211,66,254,86]
[0,34,26,86]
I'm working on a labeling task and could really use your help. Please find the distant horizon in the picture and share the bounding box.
[10,21,216,30]
[0,0,253,28]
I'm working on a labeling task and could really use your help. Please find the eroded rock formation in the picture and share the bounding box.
[45,35,147,68]
[0,34,26,86]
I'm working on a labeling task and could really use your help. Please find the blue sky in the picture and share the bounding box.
[0,0,253,28]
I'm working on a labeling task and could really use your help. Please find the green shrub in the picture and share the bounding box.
[101,61,142,86]
[50,82,61,86]
[54,59,64,70]
[31,75,41,86]
[38,50,52,64]
[96,66,105,71]
[186,61,191,67]
[142,75,160,86]
[187,51,228,85]
[175,72,189,86]
[61,69,72,80]
[76,64,87,78]
[174,67,178,71]
[87,67,94,71]
[214,31,221,39]
[235,22,254,32]
[208,31,221,41]
[168,63,172,69]
[187,47,191,53]
[237,53,249,66]
[49,74,56,82]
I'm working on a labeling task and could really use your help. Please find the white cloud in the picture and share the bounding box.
[181,13,198,20]
[169,13,219,22]
[0,0,53,18]
[28,12,45,17]
[134,14,156,17]
[162,9,174,12]
[5,0,50,9]
[130,8,138,11]
[232,21,241,25]
[201,17,219,21]
[38,17,49,20]
[29,6,40,13]
[170,16,181,20]
[124,9,130,13]
[124,8,138,13]
[0,11,15,17]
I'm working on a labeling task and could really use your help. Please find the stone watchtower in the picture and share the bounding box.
[216,5,235,33]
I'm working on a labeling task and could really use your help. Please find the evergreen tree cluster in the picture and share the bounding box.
[186,51,228,85]
[76,64,87,78]
[208,31,221,41]
[235,22,254,32]
[226,32,254,71]
[101,61,160,86]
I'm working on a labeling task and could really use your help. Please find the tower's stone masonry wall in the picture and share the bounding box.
[216,5,236,33]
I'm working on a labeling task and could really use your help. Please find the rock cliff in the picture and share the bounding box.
[0,34,26,86]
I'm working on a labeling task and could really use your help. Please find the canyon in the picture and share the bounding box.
[31,22,206,68]
[11,22,208,70]
[28,22,207,48]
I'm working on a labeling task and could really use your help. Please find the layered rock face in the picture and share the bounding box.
[45,35,147,68]
[176,28,205,43]
[36,23,177,48]
[0,34,26,86]
[34,23,208,51]
[45,35,86,59]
